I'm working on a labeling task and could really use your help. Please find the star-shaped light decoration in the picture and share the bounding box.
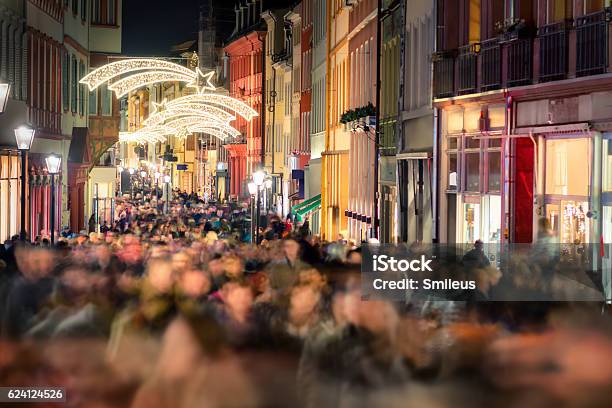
[186,67,216,95]
[150,98,169,115]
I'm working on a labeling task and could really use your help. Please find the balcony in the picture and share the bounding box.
[539,21,570,82]
[481,38,502,91]
[433,51,455,99]
[576,9,610,77]
[457,44,478,95]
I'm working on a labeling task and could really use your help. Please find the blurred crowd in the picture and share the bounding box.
[1,191,612,408]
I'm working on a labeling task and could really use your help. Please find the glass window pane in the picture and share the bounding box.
[465,152,480,191]
[465,136,480,149]
[463,202,481,243]
[448,153,457,190]
[89,89,97,115]
[447,137,458,150]
[488,152,501,191]
[487,138,502,148]
[545,138,590,196]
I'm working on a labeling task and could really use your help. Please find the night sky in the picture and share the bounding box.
[122,0,236,56]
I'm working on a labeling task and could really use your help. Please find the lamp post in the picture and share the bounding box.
[154,171,160,199]
[164,174,171,214]
[252,170,266,244]
[247,181,257,243]
[128,168,135,199]
[14,126,35,240]
[45,153,61,244]
[117,166,124,197]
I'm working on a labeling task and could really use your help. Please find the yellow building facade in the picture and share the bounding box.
[321,0,350,240]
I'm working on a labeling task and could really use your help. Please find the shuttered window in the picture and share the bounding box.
[79,60,85,115]
[71,55,77,113]
[62,52,69,111]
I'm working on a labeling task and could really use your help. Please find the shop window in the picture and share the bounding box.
[465,152,480,192]
[483,195,502,243]
[448,153,458,190]
[545,138,590,197]
[463,200,481,243]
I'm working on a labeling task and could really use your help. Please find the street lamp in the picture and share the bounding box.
[253,170,266,187]
[14,125,35,240]
[45,153,61,244]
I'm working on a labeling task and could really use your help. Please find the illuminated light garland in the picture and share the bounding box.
[143,107,235,127]
[81,58,195,91]
[162,116,241,138]
[187,126,237,141]
[165,93,258,121]
[149,98,236,121]
[119,130,167,144]
[109,71,197,98]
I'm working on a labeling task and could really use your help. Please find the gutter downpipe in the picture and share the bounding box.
[373,0,382,239]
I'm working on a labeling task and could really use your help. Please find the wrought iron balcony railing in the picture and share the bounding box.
[432,50,455,99]
[480,38,502,91]
[576,9,610,77]
[457,44,478,95]
[506,37,533,87]
[539,21,570,82]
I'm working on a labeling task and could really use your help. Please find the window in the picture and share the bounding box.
[92,0,116,25]
[71,55,77,113]
[545,138,590,196]
[62,53,69,111]
[79,60,85,115]
[585,0,604,14]
[487,151,502,192]
[89,88,97,115]
[81,0,87,21]
[465,152,480,192]
[469,0,480,43]
[602,139,612,191]
[101,84,112,115]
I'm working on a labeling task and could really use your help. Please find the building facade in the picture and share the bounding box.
[397,0,435,244]
[321,0,350,241]
[224,0,265,199]
[346,0,377,243]
[433,0,612,252]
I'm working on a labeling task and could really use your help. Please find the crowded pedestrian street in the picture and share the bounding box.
[1,187,612,407]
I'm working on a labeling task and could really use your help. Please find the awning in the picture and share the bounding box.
[291,194,321,220]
